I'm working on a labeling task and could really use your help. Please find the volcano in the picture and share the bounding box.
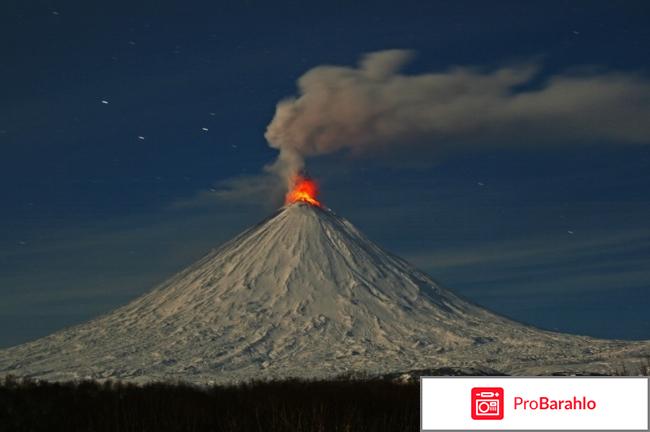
[1,202,649,383]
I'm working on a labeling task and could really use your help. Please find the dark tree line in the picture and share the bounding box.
[0,376,419,432]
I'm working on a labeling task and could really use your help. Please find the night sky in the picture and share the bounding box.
[2,1,649,348]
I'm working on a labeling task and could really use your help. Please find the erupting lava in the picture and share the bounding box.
[285,175,322,207]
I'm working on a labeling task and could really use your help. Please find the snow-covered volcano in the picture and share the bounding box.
[1,202,648,382]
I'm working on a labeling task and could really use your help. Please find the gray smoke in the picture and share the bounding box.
[265,49,650,185]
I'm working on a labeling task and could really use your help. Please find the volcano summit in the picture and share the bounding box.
[1,202,648,382]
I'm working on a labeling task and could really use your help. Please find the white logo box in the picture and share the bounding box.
[421,376,648,431]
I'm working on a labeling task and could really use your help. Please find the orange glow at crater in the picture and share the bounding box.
[285,175,322,207]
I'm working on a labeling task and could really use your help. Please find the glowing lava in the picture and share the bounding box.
[285,175,322,207]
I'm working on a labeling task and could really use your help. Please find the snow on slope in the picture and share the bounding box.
[1,203,649,383]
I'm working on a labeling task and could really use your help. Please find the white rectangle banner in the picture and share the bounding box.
[421,377,648,431]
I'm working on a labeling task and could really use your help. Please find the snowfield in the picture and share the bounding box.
[1,203,649,383]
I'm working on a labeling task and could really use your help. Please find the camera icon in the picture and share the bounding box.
[471,387,504,420]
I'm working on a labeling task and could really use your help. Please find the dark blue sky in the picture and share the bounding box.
[1,1,649,347]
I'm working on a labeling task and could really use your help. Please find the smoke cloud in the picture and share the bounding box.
[265,49,650,186]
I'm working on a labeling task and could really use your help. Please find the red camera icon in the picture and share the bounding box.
[471,387,504,420]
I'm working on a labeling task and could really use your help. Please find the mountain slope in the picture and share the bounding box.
[1,203,648,382]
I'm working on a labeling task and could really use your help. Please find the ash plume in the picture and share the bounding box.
[265,49,650,186]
